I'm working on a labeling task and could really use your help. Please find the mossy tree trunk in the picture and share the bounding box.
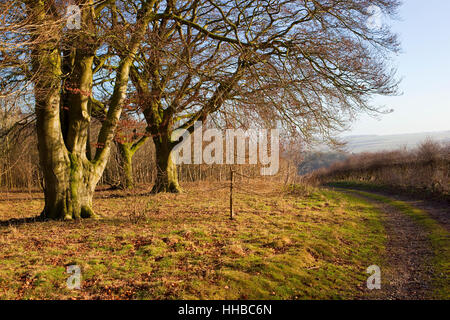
[30,0,154,219]
[33,24,103,219]
[117,142,134,189]
[152,132,181,193]
[33,39,100,219]
[116,135,149,189]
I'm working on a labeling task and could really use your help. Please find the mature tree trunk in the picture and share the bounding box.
[33,42,100,219]
[116,135,149,189]
[152,134,181,193]
[29,0,154,219]
[117,142,134,189]
[38,152,100,220]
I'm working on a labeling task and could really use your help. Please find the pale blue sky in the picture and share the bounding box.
[348,0,450,136]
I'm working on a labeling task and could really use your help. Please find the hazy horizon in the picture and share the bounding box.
[344,129,450,138]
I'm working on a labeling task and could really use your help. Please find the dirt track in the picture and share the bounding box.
[387,195,450,232]
[343,190,447,300]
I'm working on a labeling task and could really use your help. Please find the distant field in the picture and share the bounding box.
[344,130,450,153]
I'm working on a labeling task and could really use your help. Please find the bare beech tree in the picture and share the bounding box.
[113,107,149,189]
[128,8,246,193]
[1,0,159,219]
[122,0,400,193]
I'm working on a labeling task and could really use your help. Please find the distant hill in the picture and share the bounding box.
[298,152,348,175]
[298,130,450,175]
[343,130,450,153]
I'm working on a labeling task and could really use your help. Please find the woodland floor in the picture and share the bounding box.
[0,180,448,300]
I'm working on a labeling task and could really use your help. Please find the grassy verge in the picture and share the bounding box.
[343,190,449,299]
[0,182,386,299]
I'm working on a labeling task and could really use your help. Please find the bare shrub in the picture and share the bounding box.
[127,193,150,224]
[416,139,442,162]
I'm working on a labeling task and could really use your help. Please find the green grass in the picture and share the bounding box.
[0,182,388,299]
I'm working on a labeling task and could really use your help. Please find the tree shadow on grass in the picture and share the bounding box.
[0,215,46,227]
[0,196,44,202]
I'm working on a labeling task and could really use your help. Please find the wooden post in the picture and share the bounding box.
[229,167,233,220]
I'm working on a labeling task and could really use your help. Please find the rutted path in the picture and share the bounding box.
[339,189,447,299]
[385,195,450,232]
